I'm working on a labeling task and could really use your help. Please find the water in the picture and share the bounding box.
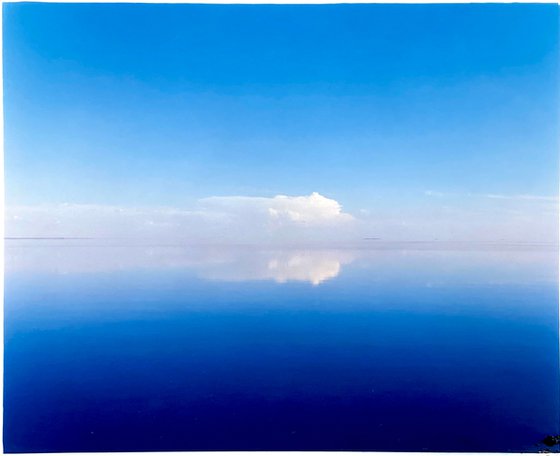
[4,241,559,452]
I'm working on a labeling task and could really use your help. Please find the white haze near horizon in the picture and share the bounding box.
[5,191,559,244]
[5,242,557,287]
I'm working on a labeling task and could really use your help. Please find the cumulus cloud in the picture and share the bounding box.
[6,190,557,244]
[200,192,354,225]
[5,192,357,243]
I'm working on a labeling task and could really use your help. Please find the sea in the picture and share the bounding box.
[3,240,559,452]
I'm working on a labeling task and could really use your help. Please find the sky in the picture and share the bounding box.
[3,3,559,243]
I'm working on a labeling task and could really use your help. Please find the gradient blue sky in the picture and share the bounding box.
[3,3,559,242]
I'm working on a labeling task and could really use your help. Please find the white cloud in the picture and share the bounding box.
[481,193,559,202]
[424,190,558,202]
[199,192,354,225]
[5,192,356,243]
[423,190,448,197]
[6,190,557,245]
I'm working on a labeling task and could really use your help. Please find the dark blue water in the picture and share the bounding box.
[4,242,559,452]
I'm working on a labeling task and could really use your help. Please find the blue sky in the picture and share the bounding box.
[3,3,559,242]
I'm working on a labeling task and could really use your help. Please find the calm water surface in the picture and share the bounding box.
[4,241,559,452]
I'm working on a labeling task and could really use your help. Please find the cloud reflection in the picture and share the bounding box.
[5,242,355,285]
[200,250,355,285]
[5,240,557,287]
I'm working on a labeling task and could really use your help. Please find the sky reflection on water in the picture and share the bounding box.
[4,241,559,452]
